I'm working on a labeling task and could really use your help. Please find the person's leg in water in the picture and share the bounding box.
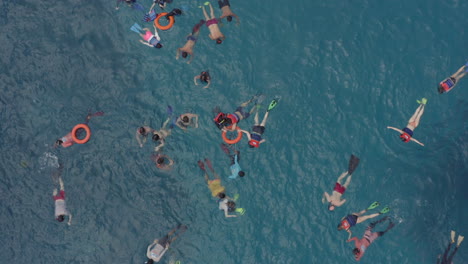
[355,208,381,224]
[259,111,270,127]
[447,234,465,263]
[201,6,210,21]
[407,103,425,130]
[192,20,205,35]
[342,173,352,189]
[452,63,468,80]
[208,2,215,19]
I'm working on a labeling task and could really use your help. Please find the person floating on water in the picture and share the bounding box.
[213,95,262,131]
[217,0,239,24]
[338,202,390,239]
[193,71,211,88]
[240,98,278,148]
[136,126,155,148]
[347,216,395,261]
[387,98,427,147]
[198,158,226,198]
[220,143,245,179]
[52,163,72,225]
[54,111,103,148]
[152,117,172,152]
[437,230,464,264]
[200,2,225,44]
[116,0,144,11]
[151,153,174,170]
[175,113,199,130]
[146,224,187,263]
[149,0,172,10]
[438,62,468,94]
[130,23,162,49]
[323,155,360,211]
[176,20,205,64]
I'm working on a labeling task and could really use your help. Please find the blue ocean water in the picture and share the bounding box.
[0,0,467,263]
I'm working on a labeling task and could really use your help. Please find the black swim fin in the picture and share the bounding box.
[348,154,360,175]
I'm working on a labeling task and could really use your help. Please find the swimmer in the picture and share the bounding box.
[130,23,162,49]
[198,158,227,198]
[175,113,199,130]
[152,118,172,152]
[438,62,468,94]
[220,143,245,179]
[322,155,360,211]
[338,202,390,239]
[387,98,427,147]
[200,2,225,44]
[437,230,464,264]
[193,71,211,89]
[214,95,262,131]
[176,20,205,64]
[52,164,72,225]
[54,111,104,148]
[136,126,155,148]
[218,0,239,24]
[240,99,278,148]
[151,153,174,170]
[146,224,187,263]
[115,0,139,10]
[347,216,395,261]
[149,0,172,10]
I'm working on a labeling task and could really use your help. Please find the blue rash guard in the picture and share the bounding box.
[228,154,242,179]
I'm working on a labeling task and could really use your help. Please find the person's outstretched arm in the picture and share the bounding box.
[188,53,194,64]
[347,229,353,240]
[410,138,424,146]
[194,75,200,85]
[387,126,403,134]
[153,25,161,41]
[154,140,165,152]
[322,192,331,203]
[203,78,211,89]
[136,130,144,147]
[176,48,181,59]
[193,114,199,127]
[224,208,237,218]
[233,14,240,24]
[139,40,154,47]
[67,213,72,226]
[148,3,156,13]
[336,199,346,207]
[239,130,252,140]
[175,119,187,130]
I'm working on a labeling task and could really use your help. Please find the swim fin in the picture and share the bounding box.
[233,194,239,202]
[379,206,390,214]
[267,99,278,111]
[167,105,173,116]
[132,2,145,12]
[130,22,143,33]
[367,201,380,210]
[235,208,245,215]
[254,94,266,105]
[143,9,157,22]
[451,230,456,243]
[347,154,360,175]
[197,160,205,171]
[457,235,464,247]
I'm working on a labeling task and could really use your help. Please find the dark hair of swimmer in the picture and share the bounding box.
[157,157,165,164]
[182,52,188,58]
[174,8,182,15]
[437,85,444,94]
[56,139,63,145]
[146,259,154,264]
[218,193,226,199]
[182,116,189,123]
[337,224,343,230]
[152,134,160,141]
[216,38,222,44]
[238,171,245,177]
[227,16,232,22]
[248,144,254,148]
[139,127,146,134]
[155,43,163,49]
[227,201,236,211]
[353,248,360,255]
[57,215,65,222]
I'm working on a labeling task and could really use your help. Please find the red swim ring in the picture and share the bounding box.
[71,124,91,144]
[222,127,242,145]
[154,13,175,31]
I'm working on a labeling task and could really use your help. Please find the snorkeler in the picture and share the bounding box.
[198,158,226,198]
[240,98,278,148]
[54,111,104,148]
[116,0,144,11]
[438,62,468,94]
[151,153,174,170]
[193,71,211,89]
[338,202,390,239]
[130,23,162,49]
[200,2,225,44]
[175,113,199,130]
[136,126,155,148]
[387,98,427,147]
[52,164,72,225]
[323,155,360,211]
[437,230,464,264]
[146,224,187,263]
[176,20,205,64]
[149,0,172,10]
[220,143,244,179]
[152,118,172,152]
[218,0,239,24]
[214,95,262,131]
[347,216,395,261]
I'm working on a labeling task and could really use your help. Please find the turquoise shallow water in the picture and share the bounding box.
[1,0,468,263]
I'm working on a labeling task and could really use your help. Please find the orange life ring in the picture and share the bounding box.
[222,127,242,145]
[154,13,175,30]
[71,124,91,144]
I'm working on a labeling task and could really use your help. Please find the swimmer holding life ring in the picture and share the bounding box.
[54,111,103,148]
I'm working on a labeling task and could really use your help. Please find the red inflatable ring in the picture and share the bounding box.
[154,12,175,31]
[71,124,91,144]
[222,127,242,145]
